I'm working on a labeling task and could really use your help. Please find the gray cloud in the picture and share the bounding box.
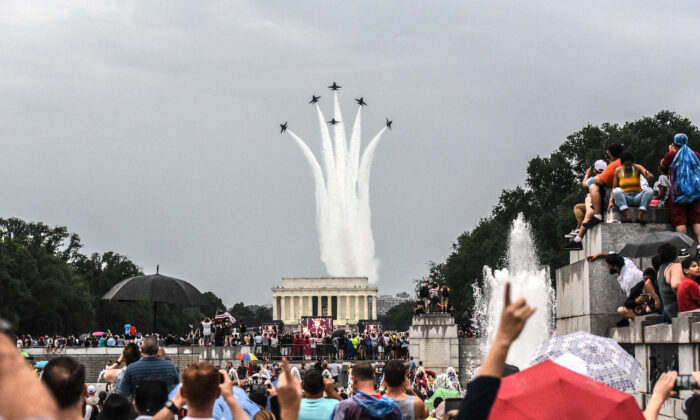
[2,0,700,305]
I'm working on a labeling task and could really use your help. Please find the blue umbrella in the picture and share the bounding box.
[34,361,48,369]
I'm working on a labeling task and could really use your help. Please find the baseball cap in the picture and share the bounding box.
[594,160,607,172]
[87,385,96,394]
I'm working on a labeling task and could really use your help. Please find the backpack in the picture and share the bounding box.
[671,137,700,204]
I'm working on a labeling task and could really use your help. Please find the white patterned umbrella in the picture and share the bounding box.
[531,331,641,392]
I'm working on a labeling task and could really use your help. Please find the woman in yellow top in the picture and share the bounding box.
[609,151,655,223]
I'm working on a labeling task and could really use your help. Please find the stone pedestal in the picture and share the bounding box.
[557,208,672,336]
[408,313,459,375]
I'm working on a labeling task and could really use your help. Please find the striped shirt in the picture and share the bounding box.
[116,355,179,397]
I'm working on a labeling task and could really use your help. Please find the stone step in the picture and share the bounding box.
[568,213,672,264]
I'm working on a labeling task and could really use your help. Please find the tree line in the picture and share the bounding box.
[0,217,233,336]
[424,110,700,328]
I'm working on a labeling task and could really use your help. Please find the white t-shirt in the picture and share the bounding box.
[617,256,644,296]
[654,175,671,201]
[83,404,93,420]
[201,321,212,335]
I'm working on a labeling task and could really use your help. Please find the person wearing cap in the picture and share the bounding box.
[661,133,700,240]
[87,385,99,405]
[563,159,608,250]
[583,144,625,230]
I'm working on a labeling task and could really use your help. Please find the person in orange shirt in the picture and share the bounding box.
[583,144,624,229]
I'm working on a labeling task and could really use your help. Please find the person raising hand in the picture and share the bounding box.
[456,282,537,420]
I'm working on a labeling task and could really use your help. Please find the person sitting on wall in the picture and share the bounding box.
[582,143,624,230]
[610,151,655,224]
[587,252,661,321]
[564,159,607,250]
[677,257,700,313]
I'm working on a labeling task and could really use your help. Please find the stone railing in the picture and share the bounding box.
[609,310,700,419]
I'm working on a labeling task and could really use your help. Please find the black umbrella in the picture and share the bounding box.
[620,231,697,258]
[332,328,348,338]
[101,266,208,333]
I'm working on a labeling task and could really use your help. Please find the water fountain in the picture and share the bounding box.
[472,214,556,369]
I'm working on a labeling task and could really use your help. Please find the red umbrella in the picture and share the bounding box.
[489,360,644,420]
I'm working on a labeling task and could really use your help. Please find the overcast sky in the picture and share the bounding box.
[2,1,700,306]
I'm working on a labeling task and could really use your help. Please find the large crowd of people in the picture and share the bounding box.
[6,132,700,419]
[3,280,695,420]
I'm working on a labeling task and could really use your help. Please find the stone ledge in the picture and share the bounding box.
[644,323,674,343]
[605,207,670,224]
[672,310,700,343]
[568,220,672,265]
[610,314,662,343]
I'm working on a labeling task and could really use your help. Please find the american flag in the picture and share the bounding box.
[215,311,236,323]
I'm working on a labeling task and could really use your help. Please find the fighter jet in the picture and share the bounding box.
[327,118,340,125]
[355,97,367,107]
[328,82,341,91]
[385,118,392,130]
[309,95,321,104]
[280,122,288,133]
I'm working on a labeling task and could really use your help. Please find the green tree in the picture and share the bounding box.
[379,301,415,331]
[0,217,227,336]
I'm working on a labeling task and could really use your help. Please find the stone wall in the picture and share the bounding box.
[25,347,202,383]
[408,313,460,375]
[609,311,700,420]
[556,208,671,336]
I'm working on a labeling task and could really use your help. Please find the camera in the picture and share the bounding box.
[675,374,699,391]
[250,384,267,395]
[444,397,463,412]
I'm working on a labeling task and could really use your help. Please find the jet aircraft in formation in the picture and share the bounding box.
[328,82,341,90]
[309,95,321,104]
[327,118,340,125]
[385,118,392,130]
[280,122,288,133]
[355,97,367,107]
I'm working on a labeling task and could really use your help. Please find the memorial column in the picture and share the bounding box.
[364,295,369,320]
[372,295,377,320]
[354,294,360,322]
[340,295,350,322]
[281,295,287,323]
[272,296,278,321]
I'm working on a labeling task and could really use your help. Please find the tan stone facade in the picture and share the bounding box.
[271,277,378,326]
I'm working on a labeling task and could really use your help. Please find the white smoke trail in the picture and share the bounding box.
[356,128,387,282]
[286,130,335,272]
[287,91,387,283]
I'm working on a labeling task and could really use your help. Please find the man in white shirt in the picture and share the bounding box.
[588,252,661,320]
[201,318,212,346]
[329,360,341,384]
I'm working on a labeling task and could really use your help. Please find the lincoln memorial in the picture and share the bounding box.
[271,277,378,327]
